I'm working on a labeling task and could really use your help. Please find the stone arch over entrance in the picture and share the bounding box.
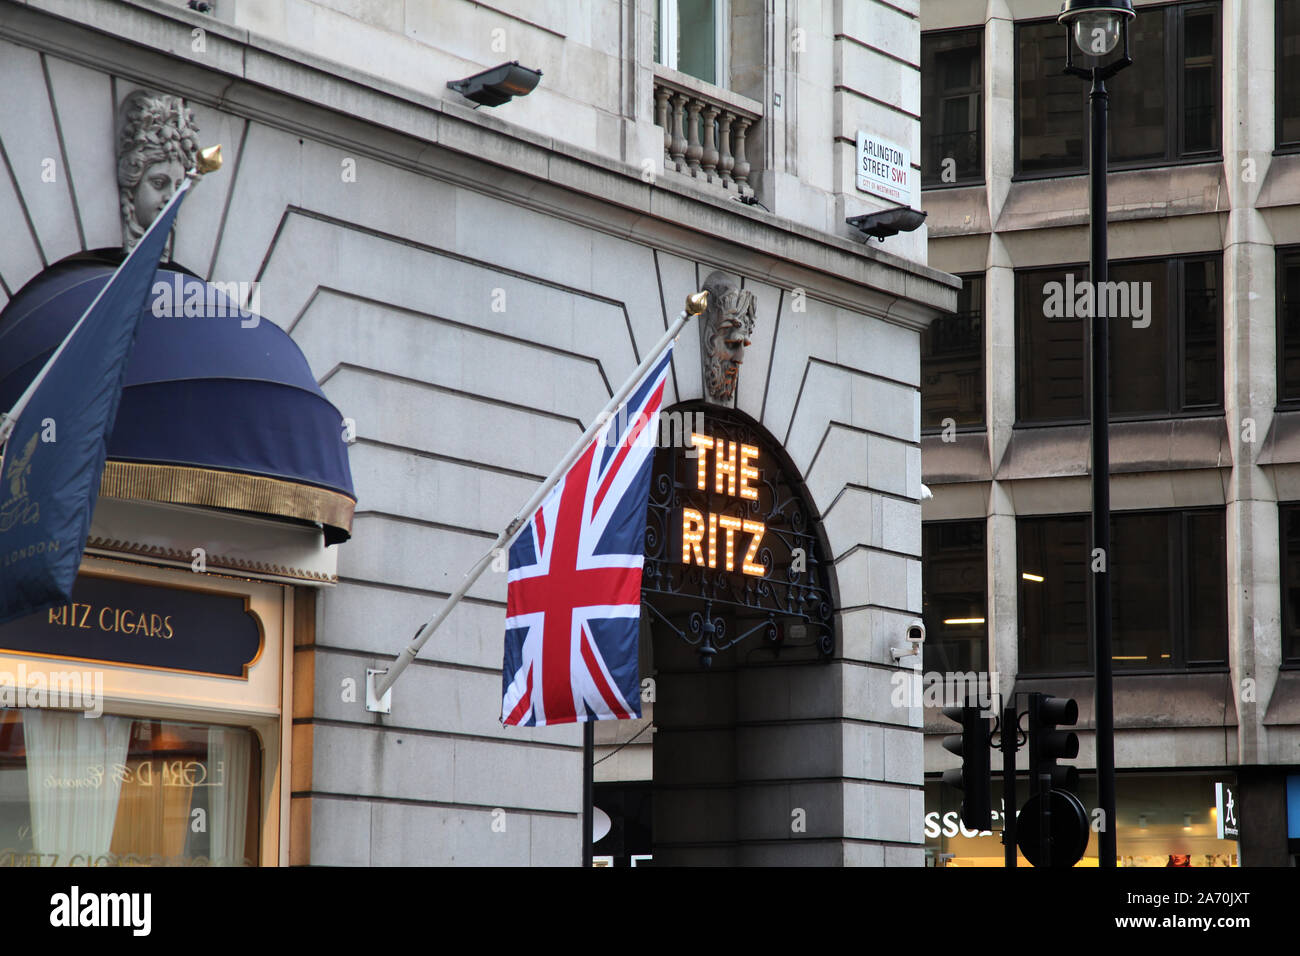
[641,401,842,865]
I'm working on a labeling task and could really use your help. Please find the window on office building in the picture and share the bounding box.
[1277,248,1300,403]
[1017,510,1228,675]
[922,29,983,187]
[1017,4,1220,175]
[922,273,985,430]
[1279,505,1300,664]
[922,520,987,674]
[1281,0,1300,147]
[1016,255,1222,424]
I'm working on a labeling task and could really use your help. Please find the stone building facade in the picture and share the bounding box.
[920,0,1299,865]
[0,0,954,865]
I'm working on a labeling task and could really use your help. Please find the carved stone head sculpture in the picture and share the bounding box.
[117,90,200,253]
[700,270,756,405]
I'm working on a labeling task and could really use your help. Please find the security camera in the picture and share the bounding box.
[892,619,925,663]
[906,619,925,646]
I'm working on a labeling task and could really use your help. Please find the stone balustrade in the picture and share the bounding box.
[653,67,762,196]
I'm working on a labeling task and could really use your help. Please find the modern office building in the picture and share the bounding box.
[920,0,1299,865]
[0,0,955,865]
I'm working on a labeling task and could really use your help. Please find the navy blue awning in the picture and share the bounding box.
[0,261,355,543]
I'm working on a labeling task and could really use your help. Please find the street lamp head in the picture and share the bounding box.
[1059,0,1135,58]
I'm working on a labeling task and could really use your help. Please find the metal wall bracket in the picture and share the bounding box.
[365,668,392,714]
[891,645,921,664]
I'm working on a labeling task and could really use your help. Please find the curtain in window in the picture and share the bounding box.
[22,711,132,865]
[110,756,196,862]
[207,727,252,866]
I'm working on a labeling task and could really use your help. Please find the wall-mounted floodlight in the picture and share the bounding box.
[447,61,543,107]
[846,207,928,242]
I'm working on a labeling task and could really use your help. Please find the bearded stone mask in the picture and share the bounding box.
[700,271,756,405]
[117,90,200,253]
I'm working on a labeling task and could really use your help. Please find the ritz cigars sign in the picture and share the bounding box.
[0,573,262,678]
[679,433,767,577]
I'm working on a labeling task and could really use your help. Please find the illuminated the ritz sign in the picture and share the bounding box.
[679,432,767,577]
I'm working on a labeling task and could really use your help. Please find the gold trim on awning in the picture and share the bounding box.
[101,461,355,534]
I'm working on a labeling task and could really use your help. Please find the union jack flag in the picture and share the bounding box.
[500,347,673,727]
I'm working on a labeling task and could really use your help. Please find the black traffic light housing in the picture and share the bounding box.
[1027,693,1080,796]
[941,703,992,831]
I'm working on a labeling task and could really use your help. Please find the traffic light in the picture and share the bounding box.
[1027,693,1079,796]
[941,703,992,831]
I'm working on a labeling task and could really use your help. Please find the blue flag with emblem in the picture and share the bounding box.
[0,178,192,625]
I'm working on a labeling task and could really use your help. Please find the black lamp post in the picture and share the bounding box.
[1058,0,1135,870]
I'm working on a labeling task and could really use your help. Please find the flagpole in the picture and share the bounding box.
[0,145,223,456]
[582,722,594,866]
[366,290,711,710]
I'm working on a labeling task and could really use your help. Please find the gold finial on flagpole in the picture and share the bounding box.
[685,291,709,315]
[195,144,223,175]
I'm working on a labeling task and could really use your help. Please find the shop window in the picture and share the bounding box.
[1015,254,1222,424]
[1279,504,1300,664]
[0,712,260,867]
[925,771,1239,866]
[921,274,985,431]
[922,29,984,188]
[1016,4,1221,176]
[655,0,728,87]
[922,520,988,674]
[1017,509,1228,675]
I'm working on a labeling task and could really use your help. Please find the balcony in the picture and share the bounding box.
[653,66,762,197]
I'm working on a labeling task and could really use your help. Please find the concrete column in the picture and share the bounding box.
[629,0,666,171]
[985,234,1017,471]
[753,0,800,219]
[985,232,1019,704]
[980,2,1019,708]
[987,495,1019,707]
[984,0,1015,226]
[1222,0,1280,766]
